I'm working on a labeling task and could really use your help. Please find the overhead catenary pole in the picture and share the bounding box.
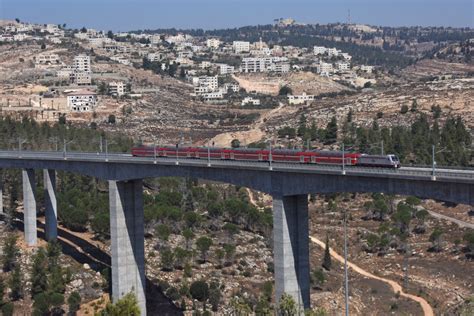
[153,141,157,164]
[269,140,273,171]
[342,143,346,175]
[207,142,211,167]
[431,144,436,181]
[175,143,179,165]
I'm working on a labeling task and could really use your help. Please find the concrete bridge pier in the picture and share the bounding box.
[43,169,57,241]
[22,169,37,246]
[272,194,310,312]
[109,179,146,316]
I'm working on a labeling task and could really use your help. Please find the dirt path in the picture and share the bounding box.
[309,236,434,316]
[210,102,296,147]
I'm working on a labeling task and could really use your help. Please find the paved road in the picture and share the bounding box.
[0,150,473,182]
[427,210,474,229]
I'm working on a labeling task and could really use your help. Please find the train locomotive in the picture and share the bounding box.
[132,146,401,168]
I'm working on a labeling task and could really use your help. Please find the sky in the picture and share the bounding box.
[1,0,472,31]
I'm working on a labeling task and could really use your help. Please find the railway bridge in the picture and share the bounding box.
[0,150,473,315]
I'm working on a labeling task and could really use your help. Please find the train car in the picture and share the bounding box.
[356,154,400,168]
[131,145,400,168]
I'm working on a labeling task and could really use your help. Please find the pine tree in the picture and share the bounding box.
[31,248,48,297]
[68,291,81,315]
[325,116,338,144]
[9,265,22,301]
[322,234,332,271]
[2,235,19,272]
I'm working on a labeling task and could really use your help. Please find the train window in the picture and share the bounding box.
[390,155,400,161]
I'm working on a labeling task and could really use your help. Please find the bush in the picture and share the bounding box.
[58,206,88,232]
[400,104,409,114]
[279,85,292,96]
[67,291,81,314]
[91,211,110,239]
[190,280,209,302]
[166,286,180,301]
[1,302,14,316]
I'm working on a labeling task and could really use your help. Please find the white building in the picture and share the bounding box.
[201,91,224,101]
[288,93,315,105]
[233,41,250,53]
[242,97,260,106]
[206,38,221,49]
[317,62,334,76]
[150,35,162,44]
[222,83,240,93]
[35,53,60,66]
[200,61,212,69]
[336,61,350,71]
[192,76,218,91]
[73,71,92,85]
[328,48,340,57]
[240,57,289,73]
[341,53,352,61]
[109,81,126,96]
[67,90,97,112]
[360,65,374,73]
[219,64,235,75]
[73,55,91,73]
[313,46,327,55]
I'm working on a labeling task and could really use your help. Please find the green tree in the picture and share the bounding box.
[278,293,297,316]
[0,277,4,306]
[182,228,194,250]
[279,85,292,96]
[231,139,241,148]
[160,248,175,271]
[429,227,444,252]
[196,236,212,263]
[1,303,14,316]
[174,246,189,269]
[223,243,236,265]
[410,99,418,112]
[400,104,409,114]
[100,292,140,316]
[68,291,82,315]
[2,235,19,272]
[322,235,332,271]
[9,265,22,300]
[393,203,412,237]
[208,281,222,312]
[262,281,273,301]
[108,115,116,124]
[156,224,171,248]
[190,280,209,303]
[311,268,326,289]
[49,266,66,294]
[325,116,338,144]
[31,248,49,297]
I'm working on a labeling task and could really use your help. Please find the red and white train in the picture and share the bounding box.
[132,146,401,168]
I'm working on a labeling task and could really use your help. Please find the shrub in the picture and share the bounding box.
[68,291,82,314]
[190,280,209,302]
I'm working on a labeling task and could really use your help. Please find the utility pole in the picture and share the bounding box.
[153,140,157,164]
[431,144,436,181]
[381,140,384,155]
[344,210,349,316]
[268,140,273,171]
[403,242,410,291]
